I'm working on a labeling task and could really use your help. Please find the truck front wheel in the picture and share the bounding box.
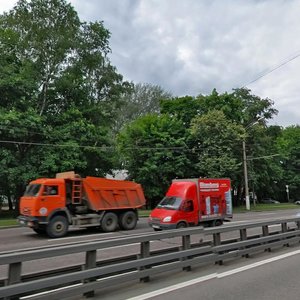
[101,212,118,232]
[46,216,69,238]
[33,225,46,235]
[119,211,137,230]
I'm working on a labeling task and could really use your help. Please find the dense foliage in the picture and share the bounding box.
[0,0,129,210]
[0,0,299,211]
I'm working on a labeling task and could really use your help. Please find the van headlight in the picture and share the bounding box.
[163,216,172,222]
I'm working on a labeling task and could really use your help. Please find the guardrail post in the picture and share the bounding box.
[281,222,289,247]
[240,229,249,258]
[182,235,191,271]
[5,262,22,300]
[139,241,150,282]
[83,250,97,298]
[213,232,223,265]
[262,225,271,252]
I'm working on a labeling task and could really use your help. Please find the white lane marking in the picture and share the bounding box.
[21,284,83,299]
[217,249,300,278]
[128,249,300,300]
[47,232,116,242]
[127,274,218,300]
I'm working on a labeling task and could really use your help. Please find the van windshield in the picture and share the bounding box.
[156,196,182,210]
[24,184,41,197]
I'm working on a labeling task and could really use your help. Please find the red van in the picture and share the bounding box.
[148,178,232,230]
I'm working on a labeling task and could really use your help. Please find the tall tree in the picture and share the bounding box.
[189,110,244,178]
[276,125,300,201]
[114,83,172,132]
[0,0,129,210]
[117,114,191,208]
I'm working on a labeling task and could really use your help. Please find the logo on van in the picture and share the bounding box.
[199,182,219,191]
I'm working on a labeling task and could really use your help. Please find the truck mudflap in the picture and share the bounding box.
[17,215,47,228]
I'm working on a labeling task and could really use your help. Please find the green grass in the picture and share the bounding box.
[0,219,18,227]
[234,203,300,213]
[0,210,18,227]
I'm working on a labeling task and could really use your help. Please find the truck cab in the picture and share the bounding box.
[18,178,72,237]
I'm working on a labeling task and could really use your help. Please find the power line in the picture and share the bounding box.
[242,51,300,87]
[0,140,190,151]
[247,154,281,161]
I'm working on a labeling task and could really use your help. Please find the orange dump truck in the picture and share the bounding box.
[17,172,146,238]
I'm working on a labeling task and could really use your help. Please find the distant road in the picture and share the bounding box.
[1,208,299,279]
[1,208,299,253]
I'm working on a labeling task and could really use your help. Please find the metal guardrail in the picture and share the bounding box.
[1,217,300,299]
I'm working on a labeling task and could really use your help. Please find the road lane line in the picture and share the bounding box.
[127,274,218,300]
[128,249,300,300]
[47,232,116,241]
[217,249,300,278]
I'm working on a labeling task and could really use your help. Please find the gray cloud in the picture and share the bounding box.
[1,0,300,126]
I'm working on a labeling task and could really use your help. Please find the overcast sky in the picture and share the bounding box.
[1,0,300,127]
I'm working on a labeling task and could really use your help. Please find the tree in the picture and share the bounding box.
[160,96,202,126]
[276,125,300,201]
[117,114,192,207]
[0,0,129,210]
[160,89,279,205]
[114,83,172,132]
[189,110,244,178]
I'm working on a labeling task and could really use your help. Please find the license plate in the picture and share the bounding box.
[152,225,160,229]
[19,220,26,225]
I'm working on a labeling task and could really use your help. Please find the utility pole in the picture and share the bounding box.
[242,117,264,211]
[243,139,250,210]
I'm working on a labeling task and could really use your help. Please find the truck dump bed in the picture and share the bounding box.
[83,177,146,210]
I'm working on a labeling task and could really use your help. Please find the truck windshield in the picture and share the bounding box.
[156,196,182,210]
[24,184,41,197]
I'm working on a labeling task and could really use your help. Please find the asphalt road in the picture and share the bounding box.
[93,246,300,300]
[1,208,300,294]
[1,209,300,253]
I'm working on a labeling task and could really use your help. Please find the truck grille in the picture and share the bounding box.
[22,207,32,216]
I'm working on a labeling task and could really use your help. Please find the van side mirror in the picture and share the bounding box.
[181,200,194,212]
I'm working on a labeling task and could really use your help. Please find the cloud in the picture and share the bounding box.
[1,0,300,126]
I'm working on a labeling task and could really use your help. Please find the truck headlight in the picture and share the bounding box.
[163,216,172,222]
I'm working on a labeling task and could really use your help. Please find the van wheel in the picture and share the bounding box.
[176,222,187,229]
[46,216,69,238]
[119,211,137,230]
[101,212,118,232]
[211,219,223,227]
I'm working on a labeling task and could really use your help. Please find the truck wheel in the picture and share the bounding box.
[101,212,118,232]
[119,211,137,230]
[176,222,187,229]
[33,225,46,235]
[46,216,69,238]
